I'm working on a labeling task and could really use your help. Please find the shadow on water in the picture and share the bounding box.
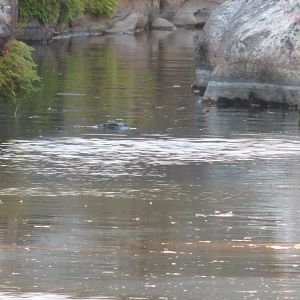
[1,30,300,299]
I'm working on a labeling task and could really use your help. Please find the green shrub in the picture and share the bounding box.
[0,40,39,102]
[59,0,85,23]
[18,0,60,23]
[85,0,118,15]
[18,0,118,23]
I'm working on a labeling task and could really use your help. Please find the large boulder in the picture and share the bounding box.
[169,0,224,28]
[105,12,147,34]
[151,17,176,31]
[113,0,160,21]
[195,0,300,108]
[0,0,17,54]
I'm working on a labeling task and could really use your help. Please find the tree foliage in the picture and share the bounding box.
[85,0,118,15]
[18,0,61,23]
[0,40,39,102]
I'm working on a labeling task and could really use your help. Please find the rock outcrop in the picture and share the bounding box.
[195,0,300,108]
[0,0,17,54]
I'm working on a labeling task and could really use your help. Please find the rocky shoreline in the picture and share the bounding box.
[14,0,224,42]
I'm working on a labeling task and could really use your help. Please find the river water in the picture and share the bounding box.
[1,30,300,299]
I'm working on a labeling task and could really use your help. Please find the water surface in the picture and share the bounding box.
[1,30,300,299]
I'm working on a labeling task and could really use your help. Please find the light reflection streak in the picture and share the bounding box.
[1,136,300,170]
[0,293,119,300]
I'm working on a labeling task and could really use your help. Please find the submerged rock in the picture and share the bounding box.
[195,0,300,108]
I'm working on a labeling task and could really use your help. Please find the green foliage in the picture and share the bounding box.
[18,0,118,23]
[85,0,118,15]
[59,0,85,23]
[0,40,39,103]
[18,0,60,23]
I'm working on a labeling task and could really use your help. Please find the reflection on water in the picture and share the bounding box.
[1,30,300,299]
[0,294,111,300]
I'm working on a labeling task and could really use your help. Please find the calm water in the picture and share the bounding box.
[1,30,300,299]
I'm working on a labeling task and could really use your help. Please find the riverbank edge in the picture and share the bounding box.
[15,10,171,42]
[193,78,300,110]
[15,0,225,42]
[192,69,300,110]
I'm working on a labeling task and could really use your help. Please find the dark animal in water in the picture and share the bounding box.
[74,122,129,130]
[100,122,129,130]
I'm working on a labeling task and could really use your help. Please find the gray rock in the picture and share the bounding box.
[159,0,186,19]
[105,12,146,34]
[70,13,108,34]
[113,0,160,21]
[171,0,224,28]
[0,0,16,52]
[196,0,300,108]
[152,17,176,31]
[15,18,56,41]
[16,15,108,41]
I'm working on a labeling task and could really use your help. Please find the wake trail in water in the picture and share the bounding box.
[1,136,300,166]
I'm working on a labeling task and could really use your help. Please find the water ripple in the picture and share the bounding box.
[0,293,118,300]
[1,136,300,168]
